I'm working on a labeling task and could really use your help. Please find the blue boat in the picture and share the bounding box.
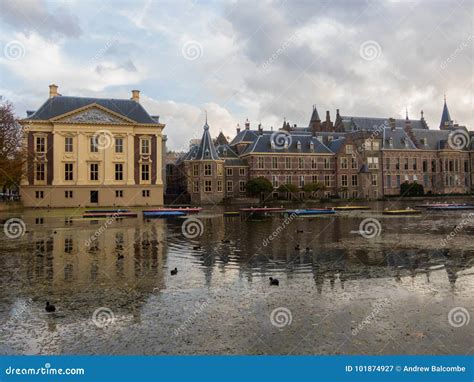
[143,211,186,218]
[284,209,336,216]
[427,205,474,211]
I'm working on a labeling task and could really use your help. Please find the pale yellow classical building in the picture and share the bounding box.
[20,85,165,207]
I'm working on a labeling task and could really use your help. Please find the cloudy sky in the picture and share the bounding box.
[0,0,472,150]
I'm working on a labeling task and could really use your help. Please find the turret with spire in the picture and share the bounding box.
[309,104,322,135]
[440,94,454,130]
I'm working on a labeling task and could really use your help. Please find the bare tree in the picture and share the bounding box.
[0,101,25,192]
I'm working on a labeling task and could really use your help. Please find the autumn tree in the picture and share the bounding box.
[0,101,25,191]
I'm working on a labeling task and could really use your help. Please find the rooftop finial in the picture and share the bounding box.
[421,110,424,119]
[444,93,446,103]
[205,110,208,125]
[405,107,409,120]
[203,110,209,130]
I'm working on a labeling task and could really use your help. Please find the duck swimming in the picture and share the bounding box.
[170,267,178,276]
[269,277,279,286]
[45,301,56,313]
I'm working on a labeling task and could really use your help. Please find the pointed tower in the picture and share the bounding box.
[309,105,322,135]
[439,95,453,130]
[185,119,224,204]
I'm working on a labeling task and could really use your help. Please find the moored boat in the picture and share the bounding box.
[83,212,137,218]
[240,207,285,212]
[86,209,130,213]
[224,211,240,216]
[285,209,336,216]
[427,205,474,211]
[330,206,370,211]
[143,207,202,213]
[143,211,186,218]
[383,209,421,215]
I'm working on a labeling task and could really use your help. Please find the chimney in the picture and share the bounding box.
[389,117,396,131]
[245,118,250,130]
[336,109,340,118]
[236,123,240,134]
[49,84,58,98]
[325,110,331,122]
[131,90,140,102]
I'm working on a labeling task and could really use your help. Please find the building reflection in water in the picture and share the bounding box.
[11,213,474,300]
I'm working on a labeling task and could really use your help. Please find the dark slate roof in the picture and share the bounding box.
[27,96,158,124]
[327,137,346,153]
[240,131,333,155]
[382,128,417,150]
[229,129,258,145]
[409,129,451,150]
[194,122,220,160]
[340,116,428,131]
[216,144,239,158]
[215,131,229,145]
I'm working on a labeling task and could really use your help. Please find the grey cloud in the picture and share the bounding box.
[0,0,81,38]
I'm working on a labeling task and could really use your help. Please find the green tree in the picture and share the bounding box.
[246,177,273,197]
[277,183,299,193]
[302,182,324,198]
[400,181,424,197]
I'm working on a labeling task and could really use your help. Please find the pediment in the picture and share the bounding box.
[53,104,134,124]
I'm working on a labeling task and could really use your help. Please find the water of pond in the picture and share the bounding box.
[0,200,473,355]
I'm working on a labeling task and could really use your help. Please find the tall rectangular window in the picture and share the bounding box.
[385,158,390,170]
[239,168,245,176]
[298,158,304,169]
[115,163,123,181]
[257,157,264,169]
[340,157,348,169]
[372,174,378,186]
[204,180,212,192]
[311,158,317,169]
[141,139,150,155]
[272,157,278,169]
[324,158,330,169]
[141,164,150,181]
[341,175,348,187]
[204,164,212,176]
[352,174,358,187]
[193,164,199,176]
[404,158,409,170]
[413,158,417,170]
[239,181,246,193]
[36,163,45,181]
[225,167,233,176]
[90,137,98,152]
[35,136,45,153]
[65,137,73,153]
[193,180,199,193]
[217,180,223,192]
[285,157,291,169]
[351,157,358,169]
[226,180,233,193]
[115,138,123,153]
[64,163,73,181]
[90,163,99,181]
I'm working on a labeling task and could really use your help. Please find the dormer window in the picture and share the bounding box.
[389,137,393,147]
[297,141,302,150]
[204,148,210,158]
[310,141,315,151]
